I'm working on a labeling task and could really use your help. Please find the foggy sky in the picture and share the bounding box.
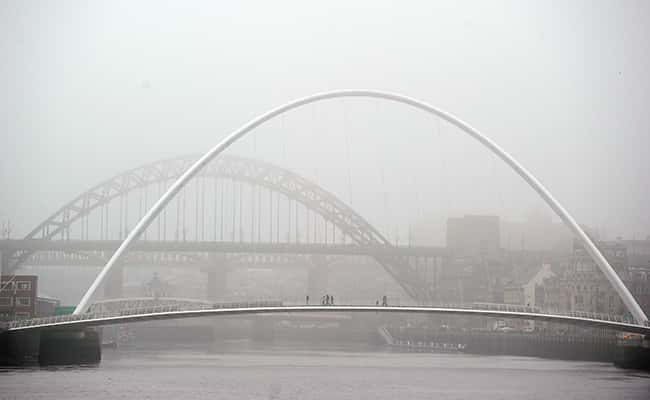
[1,0,649,244]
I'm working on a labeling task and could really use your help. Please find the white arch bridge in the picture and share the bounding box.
[72,89,647,325]
[3,89,646,333]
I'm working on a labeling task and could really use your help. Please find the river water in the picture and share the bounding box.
[1,344,649,399]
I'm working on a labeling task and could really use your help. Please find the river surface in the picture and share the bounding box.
[1,343,649,399]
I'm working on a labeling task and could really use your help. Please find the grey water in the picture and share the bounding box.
[1,344,649,399]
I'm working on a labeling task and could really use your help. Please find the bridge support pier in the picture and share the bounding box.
[0,328,101,366]
[307,256,329,302]
[614,337,650,370]
[206,254,228,301]
[104,262,124,299]
[0,330,40,366]
[39,328,101,366]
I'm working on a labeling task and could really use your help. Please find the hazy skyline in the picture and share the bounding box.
[2,0,649,244]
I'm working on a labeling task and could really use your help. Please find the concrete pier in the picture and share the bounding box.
[39,329,101,365]
[614,336,650,370]
[0,330,40,366]
[0,328,101,366]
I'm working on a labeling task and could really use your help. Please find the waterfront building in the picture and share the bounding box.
[540,239,630,316]
[0,275,38,319]
[503,263,555,307]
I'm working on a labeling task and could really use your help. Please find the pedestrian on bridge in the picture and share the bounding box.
[306,295,310,305]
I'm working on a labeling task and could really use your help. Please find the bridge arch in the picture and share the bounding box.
[11,154,424,298]
[13,155,390,247]
[73,90,647,324]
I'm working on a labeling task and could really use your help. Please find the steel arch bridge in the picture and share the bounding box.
[3,90,645,326]
[5,154,428,299]
[71,89,644,323]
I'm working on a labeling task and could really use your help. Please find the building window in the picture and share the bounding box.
[14,312,30,319]
[16,281,31,291]
[0,297,12,306]
[1,281,15,290]
[15,297,30,307]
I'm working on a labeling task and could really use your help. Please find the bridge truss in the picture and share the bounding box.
[5,154,437,300]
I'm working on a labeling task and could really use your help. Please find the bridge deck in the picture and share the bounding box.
[0,239,447,257]
[3,305,649,336]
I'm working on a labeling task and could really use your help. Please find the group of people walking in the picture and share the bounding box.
[304,295,387,306]
[305,294,335,305]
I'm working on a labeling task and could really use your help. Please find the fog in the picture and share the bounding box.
[2,0,649,243]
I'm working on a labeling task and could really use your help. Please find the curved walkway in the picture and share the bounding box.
[5,305,650,335]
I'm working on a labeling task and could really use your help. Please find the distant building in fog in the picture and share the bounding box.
[628,266,650,317]
[503,263,555,307]
[540,239,630,316]
[501,211,573,253]
[620,239,650,268]
[617,238,650,316]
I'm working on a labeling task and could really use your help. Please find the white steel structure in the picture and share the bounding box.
[73,90,648,325]
[10,305,650,335]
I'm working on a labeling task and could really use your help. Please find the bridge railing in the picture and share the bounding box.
[461,302,637,324]
[3,301,647,330]
[2,299,286,330]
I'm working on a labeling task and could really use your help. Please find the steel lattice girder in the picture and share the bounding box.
[9,154,428,300]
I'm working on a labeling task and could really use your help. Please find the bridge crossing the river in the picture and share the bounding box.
[1,90,647,339]
[4,301,650,335]
[1,154,444,302]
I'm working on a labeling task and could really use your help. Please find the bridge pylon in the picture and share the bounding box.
[205,253,228,301]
